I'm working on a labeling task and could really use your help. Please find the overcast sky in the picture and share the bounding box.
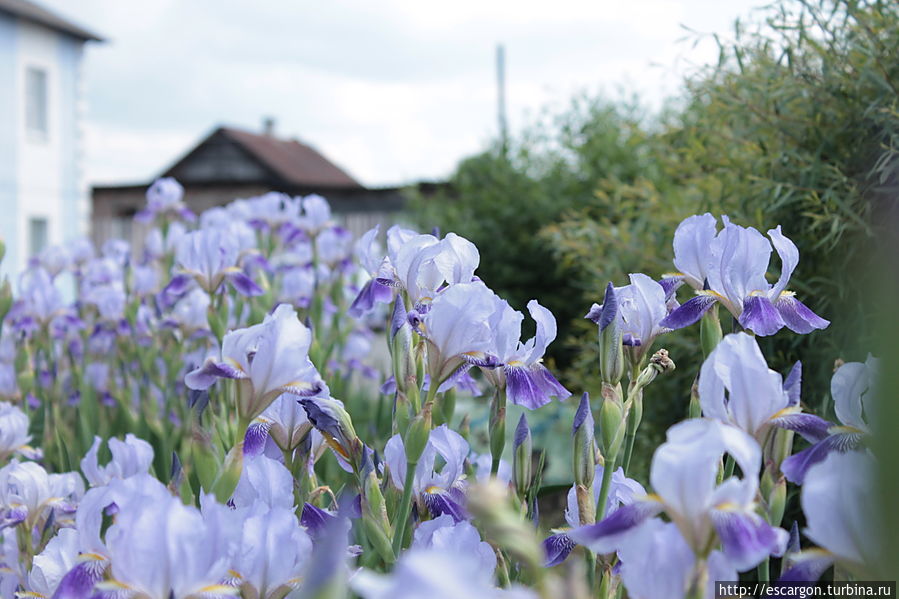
[44,0,764,187]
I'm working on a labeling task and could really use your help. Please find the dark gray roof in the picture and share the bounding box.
[0,0,103,41]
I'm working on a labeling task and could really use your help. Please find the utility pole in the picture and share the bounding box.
[496,44,508,158]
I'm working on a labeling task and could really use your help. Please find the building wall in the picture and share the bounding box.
[0,12,19,280]
[0,17,86,280]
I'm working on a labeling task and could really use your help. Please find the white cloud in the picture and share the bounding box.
[42,0,763,187]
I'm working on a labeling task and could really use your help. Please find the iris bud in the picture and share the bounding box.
[598,283,624,385]
[572,393,596,489]
[513,413,532,496]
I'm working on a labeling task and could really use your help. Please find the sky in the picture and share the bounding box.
[44,0,765,188]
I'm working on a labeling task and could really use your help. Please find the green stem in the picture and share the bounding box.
[596,456,617,521]
[723,454,736,480]
[392,460,418,557]
[585,550,597,595]
[758,557,770,582]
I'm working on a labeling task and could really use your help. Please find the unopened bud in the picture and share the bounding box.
[700,303,722,358]
[598,283,624,385]
[599,386,625,459]
[768,476,787,527]
[212,443,244,503]
[572,393,596,488]
[404,404,432,464]
[513,413,532,495]
[390,299,416,395]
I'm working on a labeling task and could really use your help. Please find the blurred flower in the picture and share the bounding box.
[781,356,877,484]
[167,228,263,296]
[81,434,154,487]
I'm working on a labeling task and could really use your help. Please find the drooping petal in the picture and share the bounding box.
[226,271,264,297]
[769,411,831,443]
[567,500,663,554]
[184,359,246,391]
[542,533,576,567]
[658,293,718,330]
[739,294,785,336]
[774,294,830,334]
[710,508,788,571]
[778,549,835,583]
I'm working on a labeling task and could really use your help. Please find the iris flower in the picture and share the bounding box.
[661,214,828,336]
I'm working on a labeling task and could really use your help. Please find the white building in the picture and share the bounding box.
[0,0,102,278]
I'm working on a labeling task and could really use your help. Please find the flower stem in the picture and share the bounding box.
[392,460,418,557]
[596,455,617,521]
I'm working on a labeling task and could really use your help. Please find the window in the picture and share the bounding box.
[29,217,48,257]
[25,67,48,138]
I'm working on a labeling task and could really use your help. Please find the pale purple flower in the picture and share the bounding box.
[661,214,829,336]
[483,297,570,409]
[472,453,511,484]
[136,177,194,223]
[186,304,327,421]
[249,394,314,454]
[412,515,496,578]
[351,547,535,599]
[167,228,262,296]
[298,195,333,235]
[385,425,469,522]
[699,333,827,443]
[0,403,30,460]
[81,435,154,487]
[570,419,787,572]
[169,288,211,332]
[781,356,877,484]
[228,505,312,598]
[231,455,294,510]
[349,226,393,318]
[414,282,499,384]
[102,492,234,599]
[615,518,736,599]
[0,462,83,530]
[781,451,879,581]
[586,273,671,364]
[26,527,80,598]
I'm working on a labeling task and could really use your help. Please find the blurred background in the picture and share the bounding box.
[0,0,895,547]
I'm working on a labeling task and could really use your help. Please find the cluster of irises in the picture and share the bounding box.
[0,186,880,599]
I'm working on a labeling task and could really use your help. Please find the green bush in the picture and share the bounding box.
[412,0,899,480]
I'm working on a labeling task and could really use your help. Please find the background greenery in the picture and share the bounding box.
[410,0,898,483]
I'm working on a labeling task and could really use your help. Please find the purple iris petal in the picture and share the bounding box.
[598,283,618,332]
[505,366,552,410]
[243,422,271,456]
[163,273,193,296]
[778,550,835,583]
[739,295,785,336]
[783,361,802,406]
[775,295,830,334]
[349,280,393,318]
[301,502,336,540]
[51,559,106,599]
[658,294,717,330]
[543,533,577,567]
[781,432,862,484]
[770,412,832,443]
[421,489,467,522]
[567,500,663,551]
[513,413,530,450]
[183,359,245,390]
[572,392,591,436]
[226,271,264,296]
[658,275,684,300]
[379,376,397,395]
[710,509,787,571]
